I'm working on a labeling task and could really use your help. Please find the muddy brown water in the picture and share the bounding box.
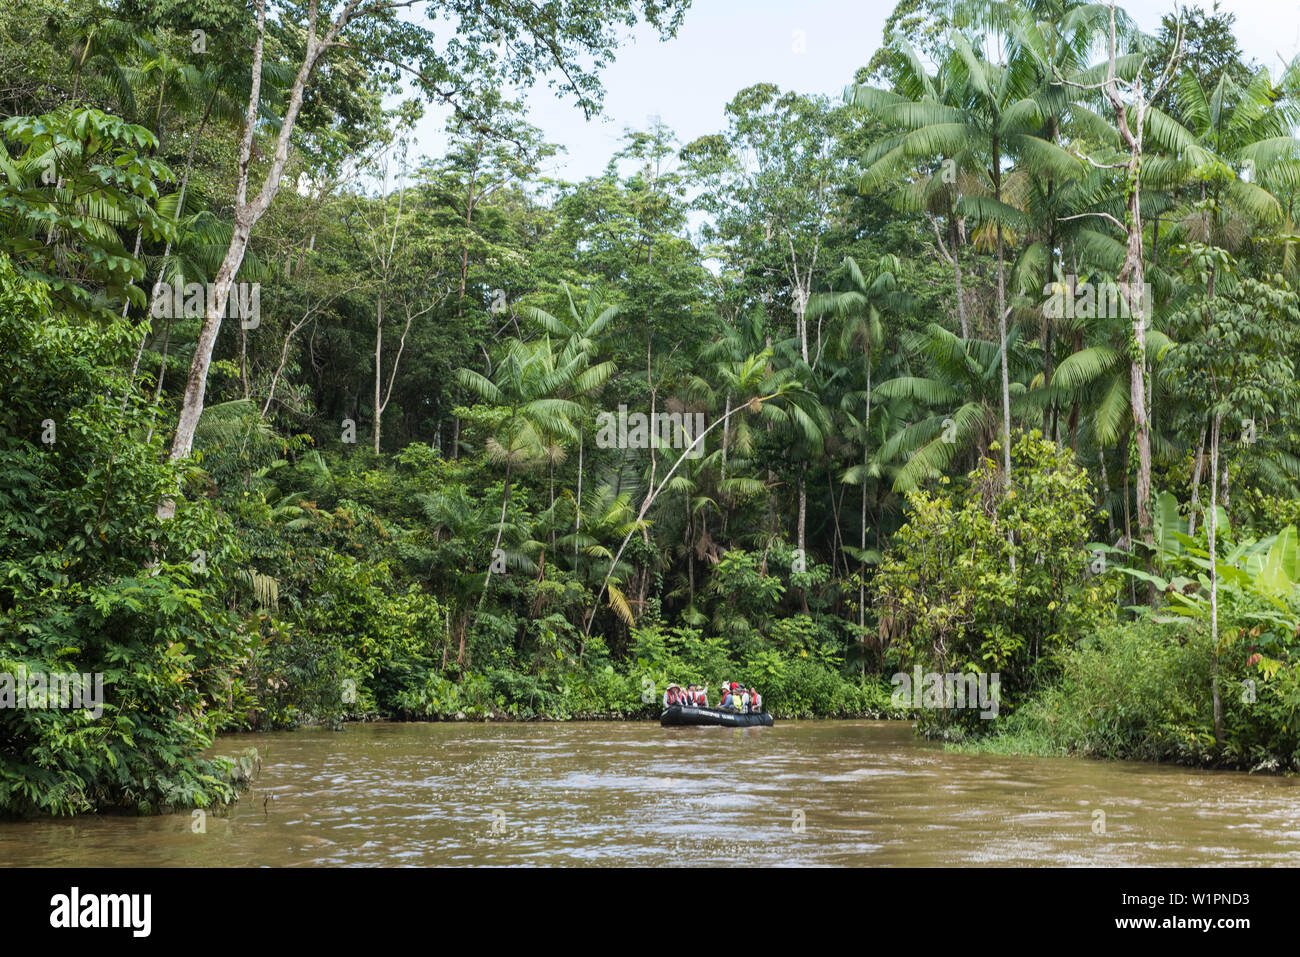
[4,720,1300,866]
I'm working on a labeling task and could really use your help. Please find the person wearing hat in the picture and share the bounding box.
[720,682,735,710]
[662,683,683,708]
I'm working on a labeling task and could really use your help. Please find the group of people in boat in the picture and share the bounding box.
[662,681,763,714]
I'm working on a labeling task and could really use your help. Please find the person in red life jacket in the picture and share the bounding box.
[719,683,734,710]
[697,683,709,707]
[663,683,685,708]
[748,687,762,713]
[685,684,698,706]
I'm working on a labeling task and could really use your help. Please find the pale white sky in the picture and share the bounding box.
[407,0,1300,183]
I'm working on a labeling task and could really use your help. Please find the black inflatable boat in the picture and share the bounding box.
[660,705,774,727]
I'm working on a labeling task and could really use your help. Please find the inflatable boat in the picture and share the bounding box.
[660,705,774,727]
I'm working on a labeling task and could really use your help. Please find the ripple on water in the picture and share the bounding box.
[5,720,1300,866]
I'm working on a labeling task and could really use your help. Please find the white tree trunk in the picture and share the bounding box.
[166,0,353,466]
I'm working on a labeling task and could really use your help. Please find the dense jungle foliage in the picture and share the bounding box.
[6,0,1300,814]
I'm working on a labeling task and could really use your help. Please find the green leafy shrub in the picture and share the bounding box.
[0,255,252,815]
[874,431,1118,733]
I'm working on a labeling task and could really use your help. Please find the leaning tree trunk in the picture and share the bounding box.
[166,0,342,467]
[168,216,254,471]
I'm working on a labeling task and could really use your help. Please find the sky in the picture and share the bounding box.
[406,0,1300,185]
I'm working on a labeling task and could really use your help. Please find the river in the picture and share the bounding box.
[3,720,1299,866]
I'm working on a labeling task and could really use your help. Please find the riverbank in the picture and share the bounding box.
[940,621,1299,775]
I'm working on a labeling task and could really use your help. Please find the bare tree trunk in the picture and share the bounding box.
[574,429,583,563]
[860,347,872,672]
[373,293,384,454]
[859,475,868,676]
[993,137,1011,480]
[1188,420,1207,536]
[1101,3,1181,552]
[797,466,807,559]
[1209,411,1223,751]
[1059,4,1181,551]
[1042,324,1054,439]
[953,254,968,339]
[166,0,355,468]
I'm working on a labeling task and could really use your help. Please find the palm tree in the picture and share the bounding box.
[697,305,771,504]
[1102,62,1294,533]
[849,40,978,338]
[874,322,1034,490]
[808,254,905,644]
[851,31,1081,480]
[585,350,800,639]
[524,283,619,556]
[457,338,585,617]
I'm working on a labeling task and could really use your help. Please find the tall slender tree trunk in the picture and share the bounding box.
[1209,411,1224,751]
[574,429,584,563]
[953,254,969,339]
[373,293,384,454]
[1098,0,1180,553]
[166,0,347,467]
[1042,325,1054,439]
[1188,421,1207,536]
[797,465,807,560]
[859,351,872,671]
[993,136,1011,480]
[859,474,868,676]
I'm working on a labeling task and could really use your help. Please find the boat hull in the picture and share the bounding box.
[660,705,774,727]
